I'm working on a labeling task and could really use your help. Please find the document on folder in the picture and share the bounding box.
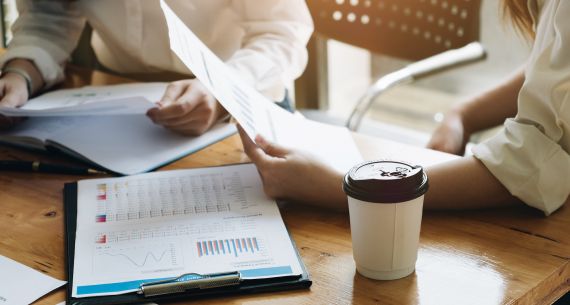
[71,164,303,297]
[160,0,363,174]
[0,83,165,117]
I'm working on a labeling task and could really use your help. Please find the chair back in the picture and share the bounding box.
[306,0,481,60]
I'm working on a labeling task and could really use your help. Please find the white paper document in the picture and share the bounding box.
[0,83,166,117]
[0,255,66,305]
[2,116,236,175]
[160,1,363,173]
[72,164,303,297]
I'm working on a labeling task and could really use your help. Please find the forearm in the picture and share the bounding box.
[1,0,86,88]
[308,171,348,211]
[457,67,525,134]
[283,161,348,211]
[4,59,45,95]
[424,157,521,210]
[320,157,521,211]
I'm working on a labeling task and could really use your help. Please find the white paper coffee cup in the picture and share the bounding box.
[343,160,429,280]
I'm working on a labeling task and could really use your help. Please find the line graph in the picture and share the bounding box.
[93,242,182,274]
[101,250,169,268]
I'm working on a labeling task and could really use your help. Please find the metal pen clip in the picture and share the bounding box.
[138,271,241,297]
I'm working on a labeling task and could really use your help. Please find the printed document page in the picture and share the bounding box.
[160,2,273,142]
[0,83,166,117]
[72,164,303,297]
[160,1,363,173]
[0,255,66,305]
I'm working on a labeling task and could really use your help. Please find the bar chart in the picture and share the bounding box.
[196,237,262,258]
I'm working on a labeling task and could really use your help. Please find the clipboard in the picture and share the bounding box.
[64,182,312,305]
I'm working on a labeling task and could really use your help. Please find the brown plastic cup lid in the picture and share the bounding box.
[343,160,429,203]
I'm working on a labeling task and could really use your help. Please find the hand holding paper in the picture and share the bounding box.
[147,79,226,136]
[238,126,348,207]
[160,0,363,174]
[0,83,167,117]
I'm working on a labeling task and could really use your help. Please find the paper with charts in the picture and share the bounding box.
[72,164,303,297]
[160,0,363,174]
[0,83,165,117]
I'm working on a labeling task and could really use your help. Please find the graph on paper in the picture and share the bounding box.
[93,215,258,245]
[94,171,251,223]
[73,163,304,297]
[93,242,183,274]
[196,237,265,258]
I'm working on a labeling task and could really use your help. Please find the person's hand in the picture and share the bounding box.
[238,126,347,209]
[427,108,471,155]
[0,72,29,129]
[147,79,227,136]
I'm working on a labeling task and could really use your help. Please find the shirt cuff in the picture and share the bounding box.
[472,119,570,215]
[0,45,65,89]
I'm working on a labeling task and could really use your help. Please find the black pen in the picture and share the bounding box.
[0,160,107,175]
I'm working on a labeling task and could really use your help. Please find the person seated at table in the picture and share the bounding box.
[238,0,570,216]
[0,0,312,135]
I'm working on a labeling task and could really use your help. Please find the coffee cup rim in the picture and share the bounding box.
[342,160,429,203]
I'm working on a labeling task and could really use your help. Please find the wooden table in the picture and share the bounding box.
[1,67,569,305]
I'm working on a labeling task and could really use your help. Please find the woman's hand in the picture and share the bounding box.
[0,72,29,129]
[147,79,227,136]
[427,108,471,155]
[238,126,347,209]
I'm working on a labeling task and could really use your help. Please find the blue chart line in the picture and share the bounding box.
[197,237,260,258]
[102,250,168,268]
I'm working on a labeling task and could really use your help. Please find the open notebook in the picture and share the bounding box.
[0,115,236,176]
[0,82,237,175]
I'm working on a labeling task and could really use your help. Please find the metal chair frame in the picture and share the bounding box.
[295,0,486,131]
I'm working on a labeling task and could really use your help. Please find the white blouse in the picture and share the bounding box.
[473,0,570,215]
[0,0,313,101]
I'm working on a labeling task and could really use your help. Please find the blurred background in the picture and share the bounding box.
[298,0,530,147]
[0,0,531,148]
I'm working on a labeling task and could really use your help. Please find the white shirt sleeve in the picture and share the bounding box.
[0,0,86,88]
[227,0,313,101]
[472,0,570,215]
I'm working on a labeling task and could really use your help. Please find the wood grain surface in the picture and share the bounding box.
[0,67,568,305]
